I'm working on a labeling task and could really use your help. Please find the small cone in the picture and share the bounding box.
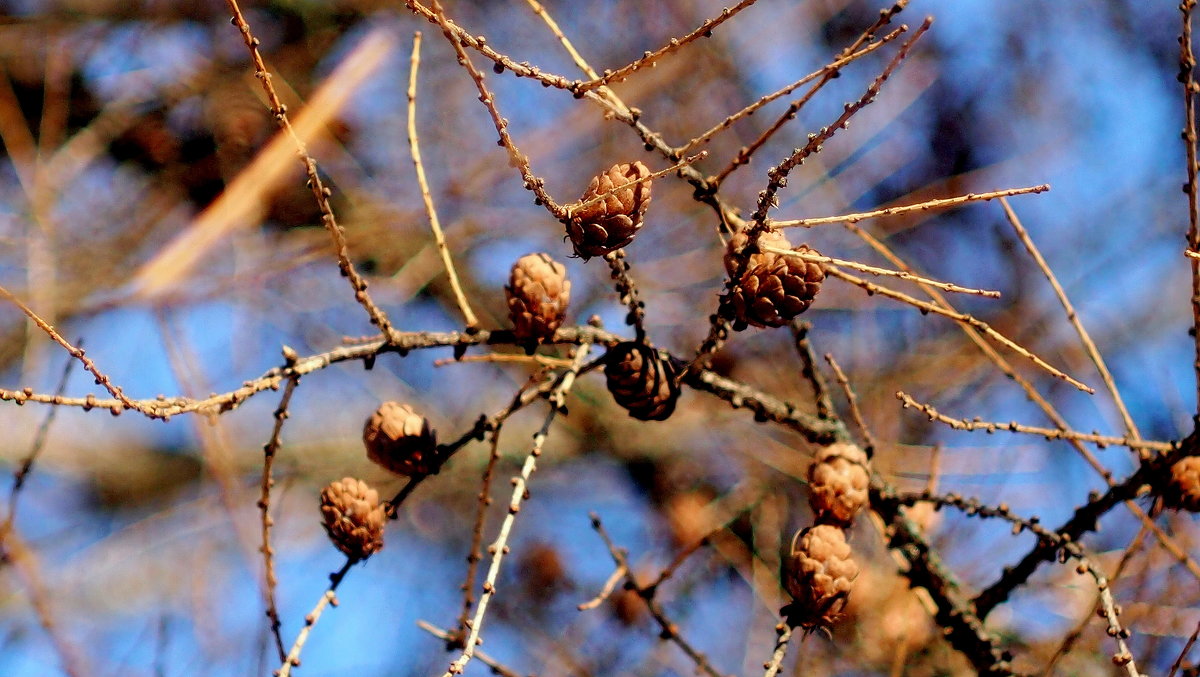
[320,477,387,560]
[363,402,441,477]
[506,253,571,343]
[604,342,680,421]
[1165,456,1200,512]
[723,229,824,330]
[567,161,652,259]
[783,524,859,630]
[808,442,870,525]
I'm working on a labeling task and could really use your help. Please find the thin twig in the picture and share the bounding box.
[224,0,402,342]
[2,342,78,544]
[1168,619,1200,677]
[1,531,89,677]
[678,28,906,155]
[275,560,354,677]
[763,246,1001,297]
[577,564,627,611]
[258,373,300,663]
[998,197,1140,450]
[0,284,143,414]
[843,221,1200,580]
[713,3,912,188]
[744,18,932,220]
[1181,0,1200,411]
[434,353,573,368]
[1041,524,1148,676]
[895,391,1173,453]
[768,185,1048,228]
[791,321,834,420]
[429,0,566,220]
[589,513,732,677]
[761,622,794,677]
[827,266,1093,392]
[407,31,479,330]
[825,353,877,456]
[604,250,648,343]
[418,621,528,677]
[891,491,1142,677]
[572,0,760,94]
[442,341,593,677]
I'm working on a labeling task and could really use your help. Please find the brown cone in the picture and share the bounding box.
[506,253,571,343]
[363,402,441,477]
[567,161,652,259]
[723,229,824,330]
[808,442,870,526]
[1165,456,1200,512]
[320,477,387,560]
[604,342,680,421]
[783,524,859,630]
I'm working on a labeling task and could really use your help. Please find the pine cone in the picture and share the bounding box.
[363,402,441,477]
[320,477,387,560]
[566,161,652,259]
[808,442,870,525]
[1165,456,1200,512]
[505,253,571,343]
[604,342,680,421]
[783,524,859,630]
[723,229,824,330]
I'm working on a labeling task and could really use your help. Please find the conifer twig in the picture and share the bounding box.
[429,0,566,220]
[588,513,732,677]
[678,27,906,155]
[761,246,1000,297]
[998,197,1140,450]
[224,0,401,342]
[768,184,1049,228]
[572,0,760,94]
[895,391,1172,452]
[827,266,1093,393]
[761,622,794,677]
[442,341,592,677]
[276,561,354,677]
[258,373,300,663]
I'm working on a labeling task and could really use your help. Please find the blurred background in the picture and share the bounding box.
[0,0,1196,675]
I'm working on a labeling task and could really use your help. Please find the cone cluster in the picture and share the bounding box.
[604,341,680,421]
[363,402,441,477]
[567,161,652,259]
[506,253,571,344]
[320,477,387,561]
[1165,455,1200,512]
[723,229,824,330]
[783,440,872,630]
